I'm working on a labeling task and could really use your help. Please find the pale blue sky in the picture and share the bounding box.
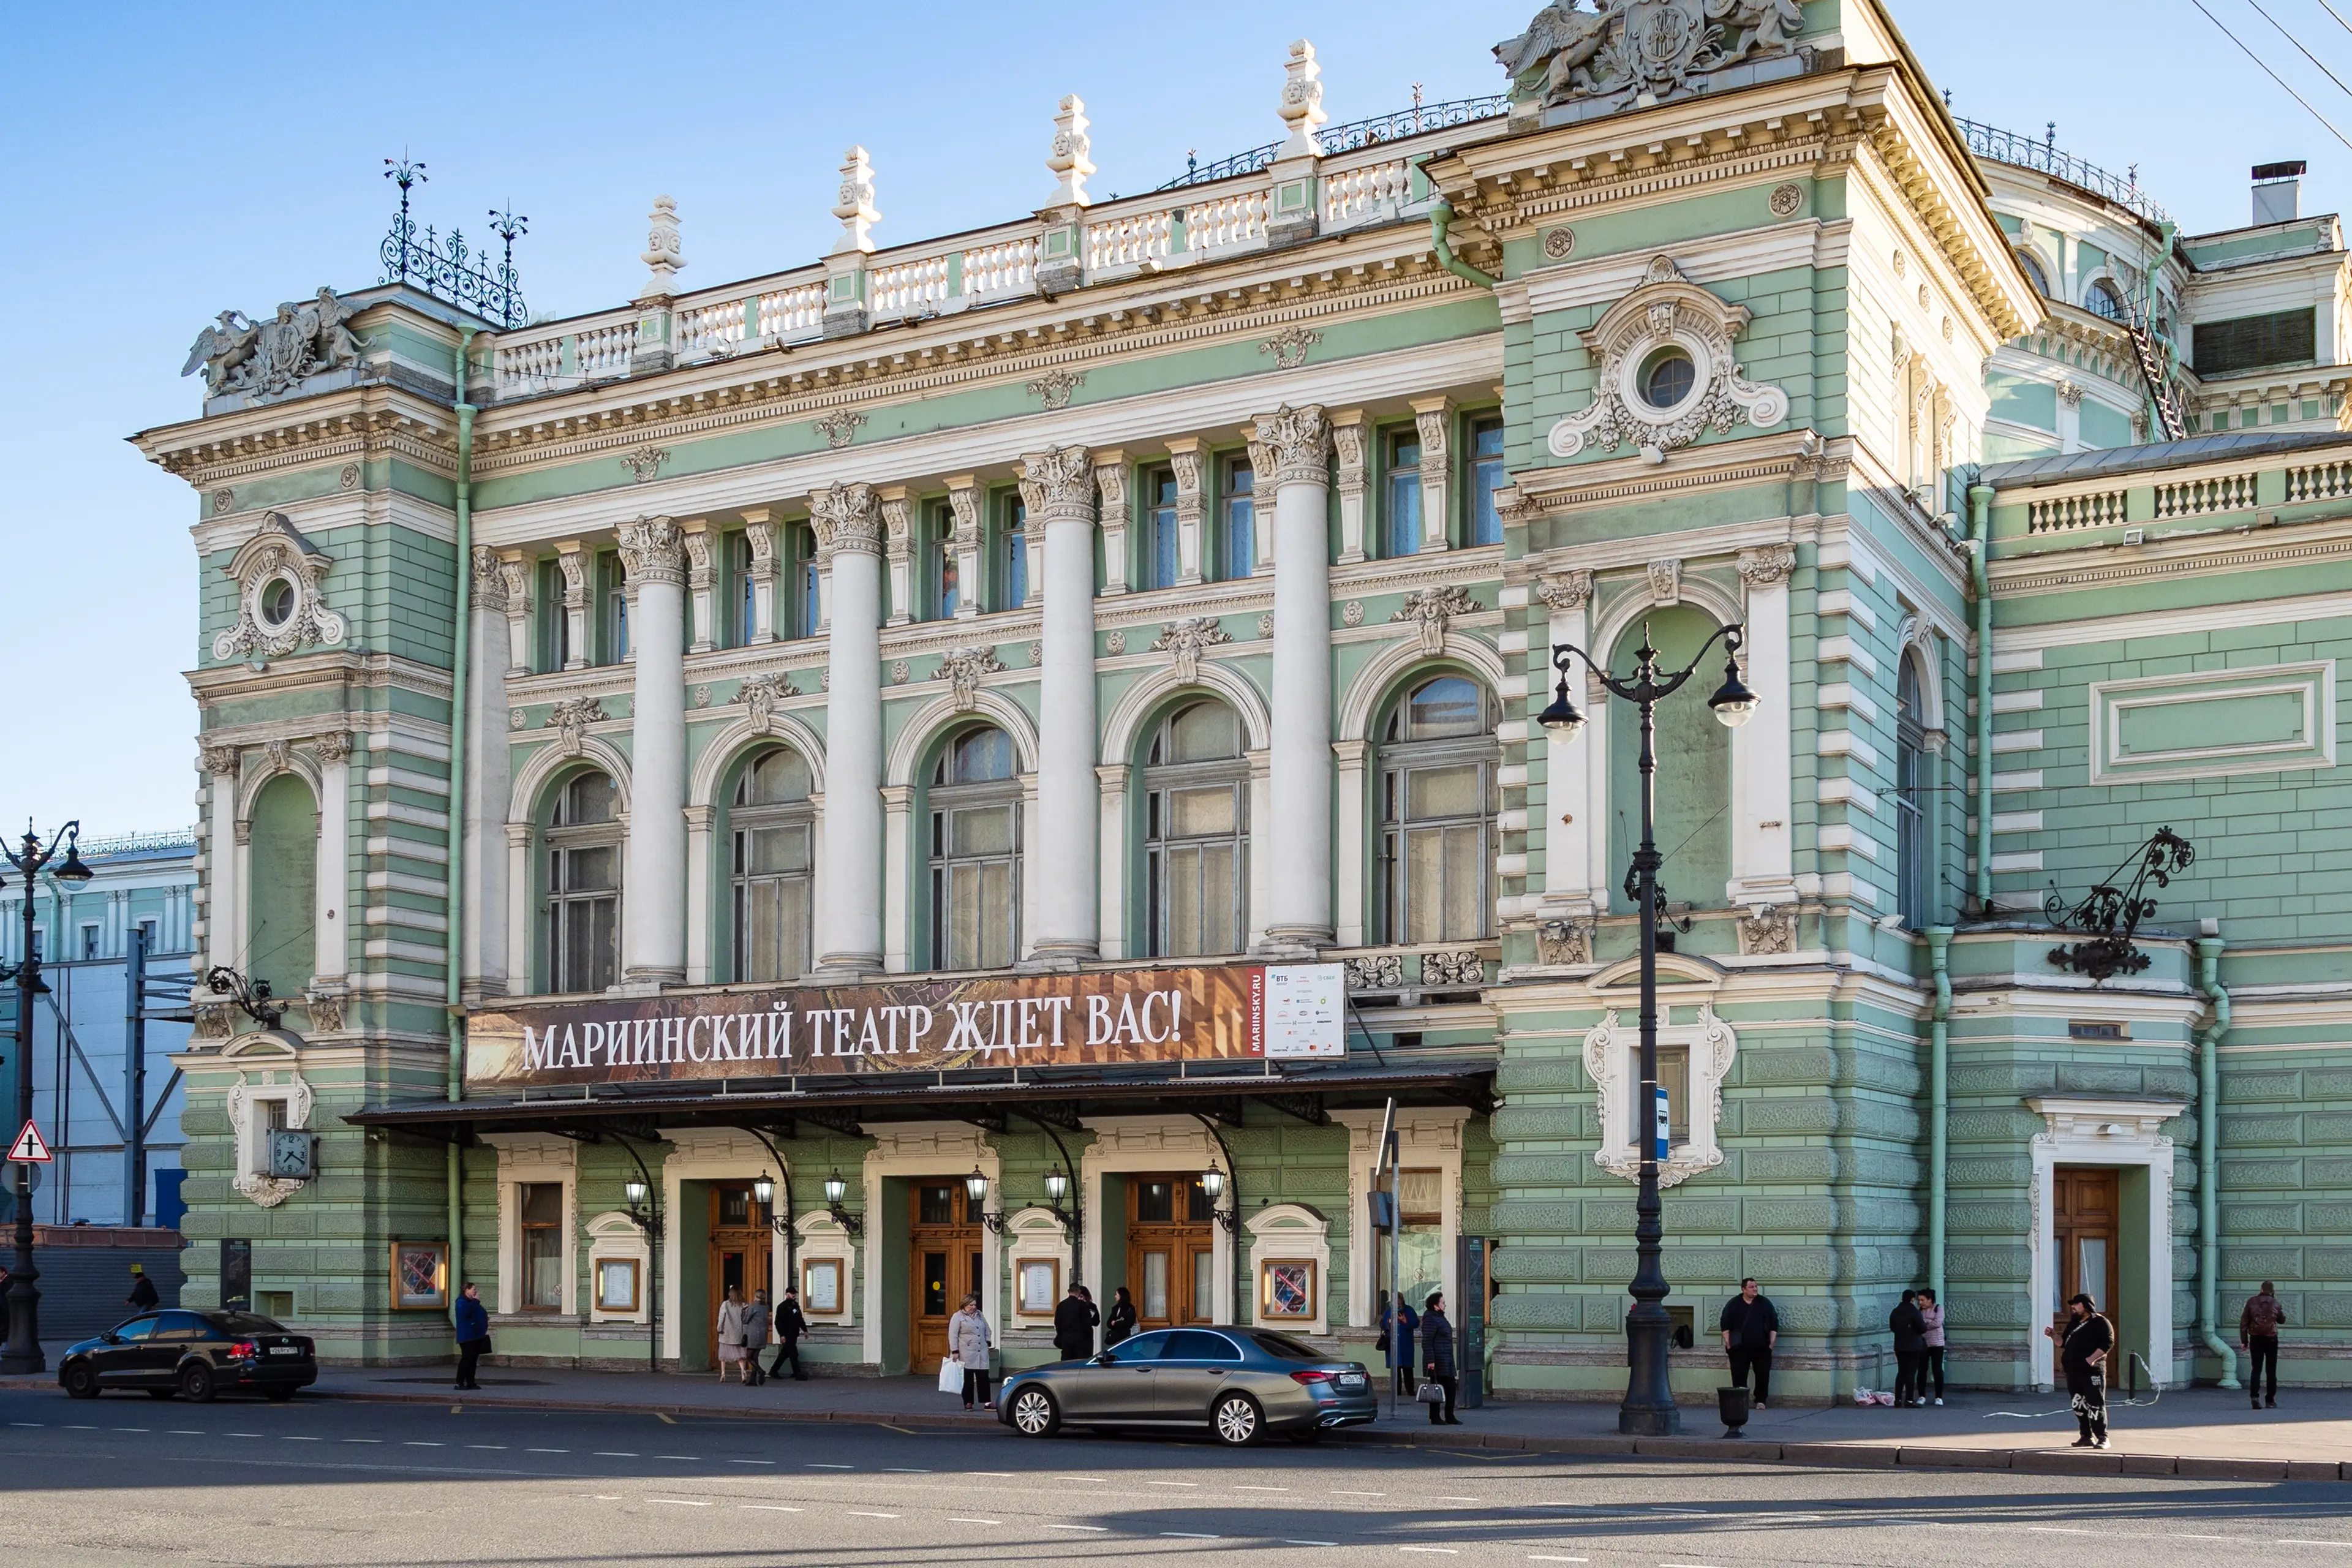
[2,0,2345,838]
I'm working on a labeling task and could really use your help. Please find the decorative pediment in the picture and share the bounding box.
[1494,0,1808,115]
[211,513,347,662]
[1546,256,1789,464]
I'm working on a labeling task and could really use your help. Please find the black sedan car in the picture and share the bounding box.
[58,1309,317,1403]
[999,1327,1378,1445]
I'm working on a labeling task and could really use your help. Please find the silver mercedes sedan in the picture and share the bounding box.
[998,1326,1379,1445]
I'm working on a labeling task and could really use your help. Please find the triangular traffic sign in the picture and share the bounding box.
[7,1121,51,1164]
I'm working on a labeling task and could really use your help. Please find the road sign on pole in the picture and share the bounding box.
[7,1120,51,1164]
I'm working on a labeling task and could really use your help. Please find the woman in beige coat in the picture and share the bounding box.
[946,1292,995,1411]
[716,1286,753,1384]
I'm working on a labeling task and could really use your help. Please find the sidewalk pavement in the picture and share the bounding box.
[9,1348,2347,1481]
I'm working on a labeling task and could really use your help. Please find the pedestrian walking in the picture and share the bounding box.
[1052,1280,1099,1361]
[2048,1291,2113,1447]
[715,1285,753,1384]
[1917,1287,1946,1406]
[1718,1276,1778,1409]
[1888,1289,1927,1406]
[1103,1286,1137,1349]
[2241,1280,2288,1409]
[1420,1291,1461,1426]
[772,1286,809,1382]
[744,1289,773,1385]
[1379,1292,1420,1397]
[948,1292,996,1410]
[451,1281,491,1392]
[125,1263,160,1312]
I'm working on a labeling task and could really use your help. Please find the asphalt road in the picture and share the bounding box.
[1,1387,2346,1566]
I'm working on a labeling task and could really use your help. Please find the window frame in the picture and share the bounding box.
[596,548,628,665]
[995,491,1030,611]
[929,499,960,620]
[730,747,816,983]
[545,771,623,995]
[1143,466,1180,591]
[1382,426,1423,558]
[1220,455,1256,579]
[1894,655,1931,930]
[927,728,1023,970]
[517,1180,566,1312]
[1376,677,1498,946]
[1466,416,1506,546]
[1142,702,1249,959]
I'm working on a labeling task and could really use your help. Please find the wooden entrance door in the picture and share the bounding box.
[1126,1174,1216,1330]
[708,1182,773,1356]
[2053,1166,2123,1355]
[910,1181,984,1376]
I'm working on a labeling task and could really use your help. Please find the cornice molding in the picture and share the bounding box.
[1990,511,2352,598]
[185,650,455,712]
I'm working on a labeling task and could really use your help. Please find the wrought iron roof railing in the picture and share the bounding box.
[76,828,200,860]
[1954,116,2172,227]
[376,157,530,328]
[1161,94,1513,190]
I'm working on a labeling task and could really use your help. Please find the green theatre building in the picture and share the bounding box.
[137,0,2352,1399]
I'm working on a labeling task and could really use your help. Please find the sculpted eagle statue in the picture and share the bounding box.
[182,310,260,396]
[1494,4,1614,101]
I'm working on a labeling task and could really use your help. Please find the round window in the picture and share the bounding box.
[1640,350,1696,410]
[259,577,297,629]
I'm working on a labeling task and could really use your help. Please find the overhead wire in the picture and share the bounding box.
[2242,0,2352,100]
[2317,0,2352,44]
[2187,0,2352,152]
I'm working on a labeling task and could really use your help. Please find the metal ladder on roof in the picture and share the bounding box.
[2123,225,2190,443]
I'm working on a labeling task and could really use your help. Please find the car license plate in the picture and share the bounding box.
[269,1346,300,1356]
[1337,1373,1366,1389]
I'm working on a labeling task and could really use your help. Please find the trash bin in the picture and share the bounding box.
[1716,1384,1751,1437]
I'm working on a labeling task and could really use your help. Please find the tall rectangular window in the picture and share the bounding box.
[597,549,628,664]
[538,560,567,671]
[519,1182,564,1310]
[1145,468,1179,590]
[796,525,821,638]
[1384,429,1423,557]
[731,532,757,647]
[998,496,1029,610]
[932,503,960,619]
[1468,418,1506,546]
[1222,459,1255,579]
[1626,1044,1691,1146]
[80,924,100,960]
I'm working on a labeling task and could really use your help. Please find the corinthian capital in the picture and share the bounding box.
[1736,543,1796,587]
[469,544,508,612]
[616,516,687,587]
[809,481,881,558]
[1019,445,1095,524]
[1248,404,1331,487]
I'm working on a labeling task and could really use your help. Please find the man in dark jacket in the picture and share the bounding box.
[1719,1277,1779,1409]
[1888,1289,1927,1407]
[1379,1294,1420,1396]
[1052,1282,1099,1361]
[1420,1291,1461,1426]
[2049,1291,2113,1447]
[451,1281,491,1392]
[2240,1280,2288,1409]
[125,1264,160,1311]
[773,1286,809,1382]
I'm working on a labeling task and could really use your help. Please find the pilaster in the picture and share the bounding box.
[680,519,716,654]
[879,486,916,627]
[946,477,983,619]
[741,509,780,644]
[1166,437,1208,587]
[1332,409,1370,565]
[1412,396,1453,554]
[1093,453,1130,595]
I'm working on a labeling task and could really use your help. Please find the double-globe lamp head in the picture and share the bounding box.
[1537,650,1759,738]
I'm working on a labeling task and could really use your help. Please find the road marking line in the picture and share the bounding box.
[7,1423,42,1428]
[1658,1562,1725,1567]
[526,1447,568,1453]
[2278,1542,2352,1548]
[1529,1558,1589,1563]
[727,1459,773,1465]
[951,1518,1003,1525]
[1399,1550,1460,1556]
[282,1436,320,1442]
[2171,1537,2232,1543]
[467,1444,507,1450]
[112,1428,151,1433]
[1651,1509,1706,1515]
[1150,1480,1201,1487]
[967,1471,1015,1477]
[655,1412,676,1424]
[809,1462,853,1469]
[1237,1485,1291,1492]
[884,1466,933,1472]
[2030,1528,2101,1536]
[1434,1495,1480,1502]
[1332,1490,1388,1497]
[741,1505,803,1512]
[1057,1476,1108,1481]
[1164,1532,1221,1539]
[64,1425,97,1431]
[846,1511,900,1519]
[655,1455,699,1460]
[582,1495,619,1501]
[877,1423,918,1434]
[168,1431,204,1436]
[1284,1544,1341,1550]
[649,1499,710,1507]
[403,1441,443,1447]
[342,1438,380,1444]
[594,1452,638,1457]
[1049,1525,1110,1532]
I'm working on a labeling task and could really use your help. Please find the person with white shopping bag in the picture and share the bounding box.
[943,1292,995,1410]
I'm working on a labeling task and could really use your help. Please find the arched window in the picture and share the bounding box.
[1607,609,1732,914]
[1896,655,1931,930]
[547,771,621,993]
[732,747,814,982]
[1379,676,1496,943]
[2016,249,2051,297]
[1144,701,1248,957]
[2084,278,2127,322]
[930,727,1020,970]
[247,773,317,1005]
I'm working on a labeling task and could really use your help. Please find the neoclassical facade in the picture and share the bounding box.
[141,0,2351,1396]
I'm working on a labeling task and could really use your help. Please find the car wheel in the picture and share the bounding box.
[145,1388,177,1400]
[265,1387,296,1403]
[179,1363,217,1404]
[1008,1386,1060,1438]
[60,1362,99,1400]
[1212,1392,1262,1447]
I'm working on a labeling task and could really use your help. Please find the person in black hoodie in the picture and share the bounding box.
[1888,1289,1927,1408]
[1052,1282,1099,1361]
[1718,1277,1779,1409]
[1102,1286,1137,1349]
[1420,1291,1461,1427]
[772,1286,809,1382]
[2049,1291,2113,1448]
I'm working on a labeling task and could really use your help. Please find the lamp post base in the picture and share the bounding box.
[1619,1310,1679,1436]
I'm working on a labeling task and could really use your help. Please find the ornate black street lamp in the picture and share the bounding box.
[1539,624,1757,1436]
[821,1170,865,1237]
[1,821,94,1374]
[963,1167,1009,1236]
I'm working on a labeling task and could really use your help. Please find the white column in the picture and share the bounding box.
[880,785,913,972]
[681,520,716,654]
[1730,545,1798,907]
[202,745,242,973]
[312,731,352,987]
[946,479,982,620]
[741,511,780,643]
[880,488,914,627]
[1024,445,1100,965]
[465,546,510,1000]
[1331,409,1370,565]
[504,823,533,990]
[1093,454,1129,597]
[619,518,688,986]
[1332,740,1367,947]
[1095,763,1128,960]
[1412,397,1452,554]
[1253,404,1334,952]
[496,552,533,676]
[555,541,590,669]
[812,483,884,976]
[1167,438,1208,586]
[1536,571,1596,910]
[684,804,714,985]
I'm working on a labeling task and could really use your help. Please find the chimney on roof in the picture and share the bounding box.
[2252,160,2306,225]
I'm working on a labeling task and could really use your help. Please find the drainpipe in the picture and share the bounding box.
[1428,200,1500,290]
[445,328,478,1304]
[1965,486,1995,914]
[2195,934,2241,1387]
[1926,927,1953,1302]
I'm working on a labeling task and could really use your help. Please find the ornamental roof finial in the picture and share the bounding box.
[1047,94,1096,208]
[1278,39,1328,159]
[639,195,684,298]
[832,146,880,256]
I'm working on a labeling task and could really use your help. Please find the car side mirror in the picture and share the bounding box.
[1091,1351,1117,1366]
[100,1332,122,1345]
